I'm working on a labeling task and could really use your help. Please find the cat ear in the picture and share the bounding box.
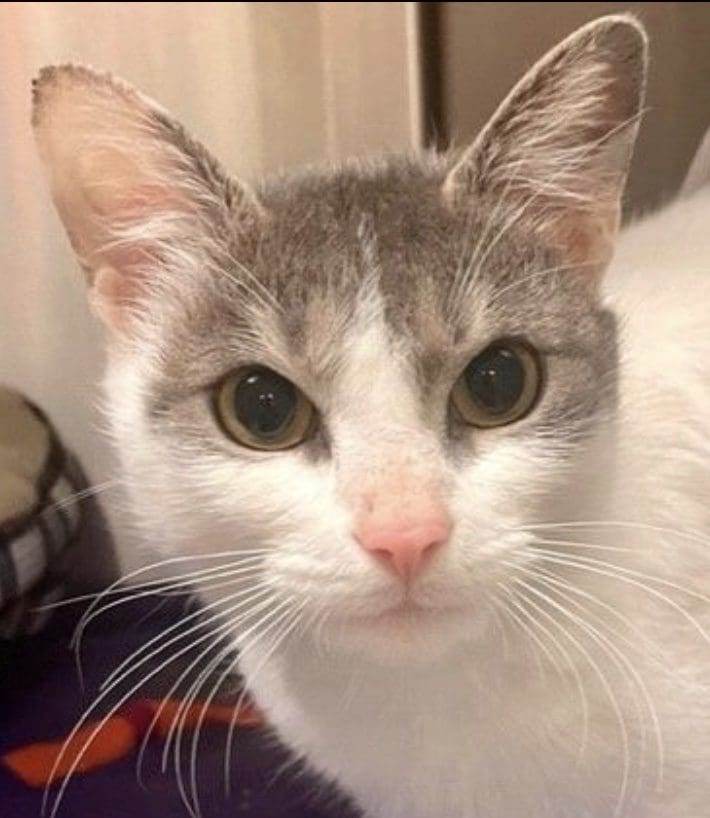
[443,15,647,275]
[32,65,264,334]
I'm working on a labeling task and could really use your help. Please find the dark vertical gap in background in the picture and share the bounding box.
[418,3,448,150]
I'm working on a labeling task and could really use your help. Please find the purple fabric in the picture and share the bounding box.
[0,594,360,818]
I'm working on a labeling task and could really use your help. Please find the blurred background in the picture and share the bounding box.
[1,2,709,571]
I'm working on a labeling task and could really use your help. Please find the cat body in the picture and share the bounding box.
[32,14,710,818]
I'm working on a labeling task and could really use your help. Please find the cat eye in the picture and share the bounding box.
[451,341,542,428]
[215,367,314,450]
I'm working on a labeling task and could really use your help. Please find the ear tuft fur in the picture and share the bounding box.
[443,15,648,274]
[32,64,264,335]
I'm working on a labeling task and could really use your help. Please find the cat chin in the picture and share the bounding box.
[314,603,489,667]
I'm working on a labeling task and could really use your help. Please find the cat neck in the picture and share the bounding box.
[239,625,628,818]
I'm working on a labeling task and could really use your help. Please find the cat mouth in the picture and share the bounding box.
[324,596,474,662]
[349,597,460,629]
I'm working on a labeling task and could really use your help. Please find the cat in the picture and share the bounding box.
[32,13,710,818]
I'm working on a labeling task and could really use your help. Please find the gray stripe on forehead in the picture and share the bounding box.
[145,153,617,425]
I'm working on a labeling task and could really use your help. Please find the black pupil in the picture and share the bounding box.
[465,346,525,414]
[234,370,296,438]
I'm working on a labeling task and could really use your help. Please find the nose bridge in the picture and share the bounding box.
[334,368,445,511]
[330,304,452,580]
[333,298,430,450]
[338,429,446,517]
[333,343,446,513]
[360,463,442,517]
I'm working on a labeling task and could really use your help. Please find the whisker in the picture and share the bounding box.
[223,600,310,793]
[81,558,265,650]
[70,549,269,629]
[70,551,268,677]
[529,537,634,554]
[132,591,275,788]
[186,598,301,816]
[100,581,269,693]
[40,478,119,517]
[516,572,664,795]
[136,626,233,809]
[485,260,602,311]
[529,547,710,639]
[525,519,710,551]
[495,580,590,760]
[43,585,272,818]
[71,560,265,692]
[168,596,286,818]
[484,593,514,665]
[489,590,551,680]
[530,566,671,670]
[512,582,631,817]
[39,551,271,613]
[161,591,279,773]
[311,603,334,659]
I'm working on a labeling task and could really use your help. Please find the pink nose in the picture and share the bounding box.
[355,516,452,581]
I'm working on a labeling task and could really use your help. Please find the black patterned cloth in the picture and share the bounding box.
[0,386,360,817]
[0,387,89,638]
[0,592,361,818]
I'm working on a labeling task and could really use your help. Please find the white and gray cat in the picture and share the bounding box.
[32,14,710,818]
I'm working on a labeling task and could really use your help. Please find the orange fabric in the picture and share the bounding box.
[2,696,264,788]
[150,697,264,735]
[3,716,139,787]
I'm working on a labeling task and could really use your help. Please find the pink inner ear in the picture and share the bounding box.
[546,207,618,273]
[34,68,263,336]
[73,145,194,242]
[85,174,194,224]
[78,172,196,334]
[90,266,136,333]
[79,184,193,335]
[88,222,174,333]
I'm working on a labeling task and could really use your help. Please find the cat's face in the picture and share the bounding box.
[33,16,646,664]
[102,162,620,664]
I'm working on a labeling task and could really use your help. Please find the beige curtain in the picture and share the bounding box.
[0,2,421,564]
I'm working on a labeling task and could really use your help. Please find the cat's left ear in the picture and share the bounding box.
[444,15,648,276]
[32,65,265,334]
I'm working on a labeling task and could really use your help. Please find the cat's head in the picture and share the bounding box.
[33,16,646,664]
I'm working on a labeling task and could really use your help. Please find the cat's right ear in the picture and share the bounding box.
[444,15,647,277]
[32,65,265,334]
